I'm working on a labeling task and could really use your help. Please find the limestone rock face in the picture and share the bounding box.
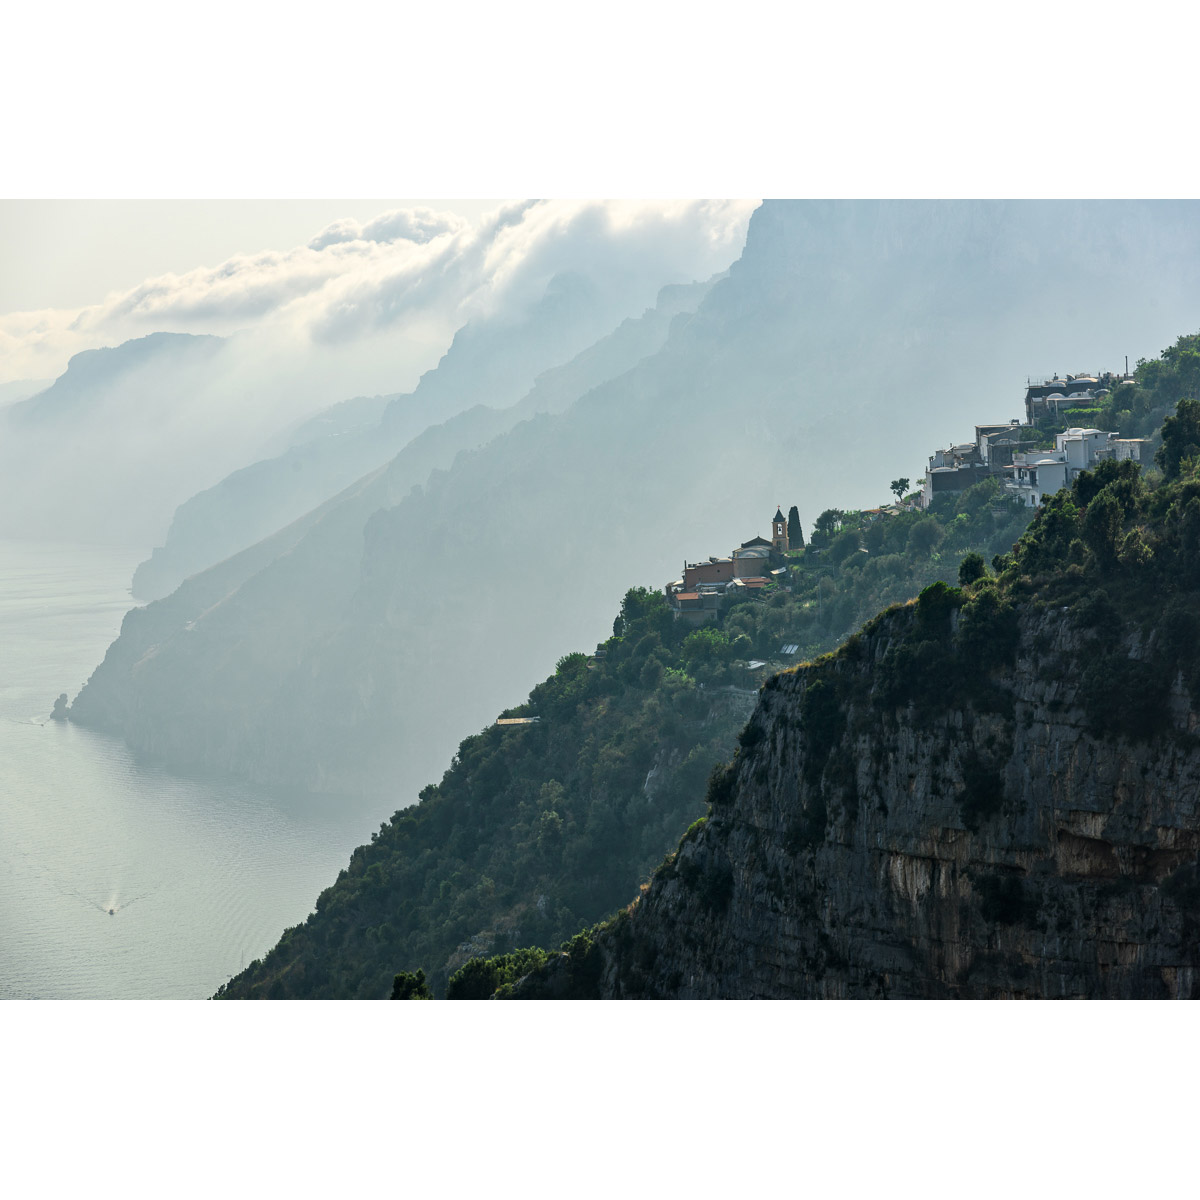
[522,607,1200,999]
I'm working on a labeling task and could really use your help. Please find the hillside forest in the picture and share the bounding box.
[217,332,1199,999]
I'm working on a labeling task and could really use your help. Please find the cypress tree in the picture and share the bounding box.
[787,505,803,549]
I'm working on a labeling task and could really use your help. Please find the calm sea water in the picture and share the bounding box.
[0,539,386,999]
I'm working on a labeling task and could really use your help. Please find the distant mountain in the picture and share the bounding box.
[0,332,238,545]
[0,377,54,408]
[130,276,717,600]
[70,201,1200,812]
[5,332,225,426]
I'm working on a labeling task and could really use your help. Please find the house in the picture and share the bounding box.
[1023,370,1132,427]
[1005,427,1143,507]
[920,425,1030,508]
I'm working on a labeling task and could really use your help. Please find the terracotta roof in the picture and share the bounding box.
[674,592,700,601]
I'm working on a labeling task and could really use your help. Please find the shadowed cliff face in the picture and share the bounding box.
[517,601,1200,1000]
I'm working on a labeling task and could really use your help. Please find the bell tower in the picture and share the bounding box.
[771,506,788,553]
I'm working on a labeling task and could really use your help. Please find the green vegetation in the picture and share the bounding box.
[215,587,753,998]
[390,969,431,999]
[446,947,550,999]
[787,505,803,549]
[216,483,1028,999]
[1035,331,1200,442]
[758,478,1032,662]
[225,334,1200,1000]
[462,333,1200,998]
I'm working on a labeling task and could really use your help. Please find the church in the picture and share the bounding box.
[665,507,793,625]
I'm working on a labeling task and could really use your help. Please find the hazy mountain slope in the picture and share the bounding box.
[131,276,716,600]
[0,377,54,408]
[0,333,232,543]
[69,202,1200,811]
[5,333,225,424]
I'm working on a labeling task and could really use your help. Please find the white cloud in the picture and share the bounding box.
[0,199,758,387]
[308,206,468,250]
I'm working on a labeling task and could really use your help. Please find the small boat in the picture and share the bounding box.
[108,908,115,915]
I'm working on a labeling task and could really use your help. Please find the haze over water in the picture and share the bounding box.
[0,539,382,999]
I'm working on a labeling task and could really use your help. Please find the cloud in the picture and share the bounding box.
[308,206,468,250]
[0,200,758,386]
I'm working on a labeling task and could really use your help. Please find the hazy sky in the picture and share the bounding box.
[0,200,509,313]
[0,199,757,387]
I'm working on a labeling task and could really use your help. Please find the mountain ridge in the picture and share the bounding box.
[68,202,1200,814]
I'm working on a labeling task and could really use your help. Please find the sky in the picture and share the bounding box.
[0,198,758,387]
[0,200,510,312]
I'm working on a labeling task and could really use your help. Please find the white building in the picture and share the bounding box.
[1008,454,1069,508]
[1005,428,1146,508]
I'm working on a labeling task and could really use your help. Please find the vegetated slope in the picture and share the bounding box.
[131,276,716,600]
[213,589,757,998]
[69,204,1200,808]
[504,393,1200,1000]
[217,460,1048,998]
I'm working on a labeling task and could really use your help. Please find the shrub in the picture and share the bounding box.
[958,552,987,586]
[1077,653,1169,740]
[390,968,432,999]
[957,588,1019,671]
[800,678,846,783]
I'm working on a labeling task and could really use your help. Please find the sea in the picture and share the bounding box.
[0,539,385,999]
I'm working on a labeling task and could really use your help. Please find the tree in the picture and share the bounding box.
[809,508,844,549]
[614,587,671,638]
[906,517,943,557]
[787,505,803,549]
[958,552,986,586]
[829,527,862,565]
[390,968,432,999]
[1155,397,1200,478]
[1083,489,1123,568]
[890,478,911,504]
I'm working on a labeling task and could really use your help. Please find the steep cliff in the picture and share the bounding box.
[519,604,1200,998]
[509,425,1200,999]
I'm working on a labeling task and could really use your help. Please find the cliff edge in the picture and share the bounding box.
[510,422,1200,998]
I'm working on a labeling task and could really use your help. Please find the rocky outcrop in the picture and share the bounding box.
[517,603,1200,999]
